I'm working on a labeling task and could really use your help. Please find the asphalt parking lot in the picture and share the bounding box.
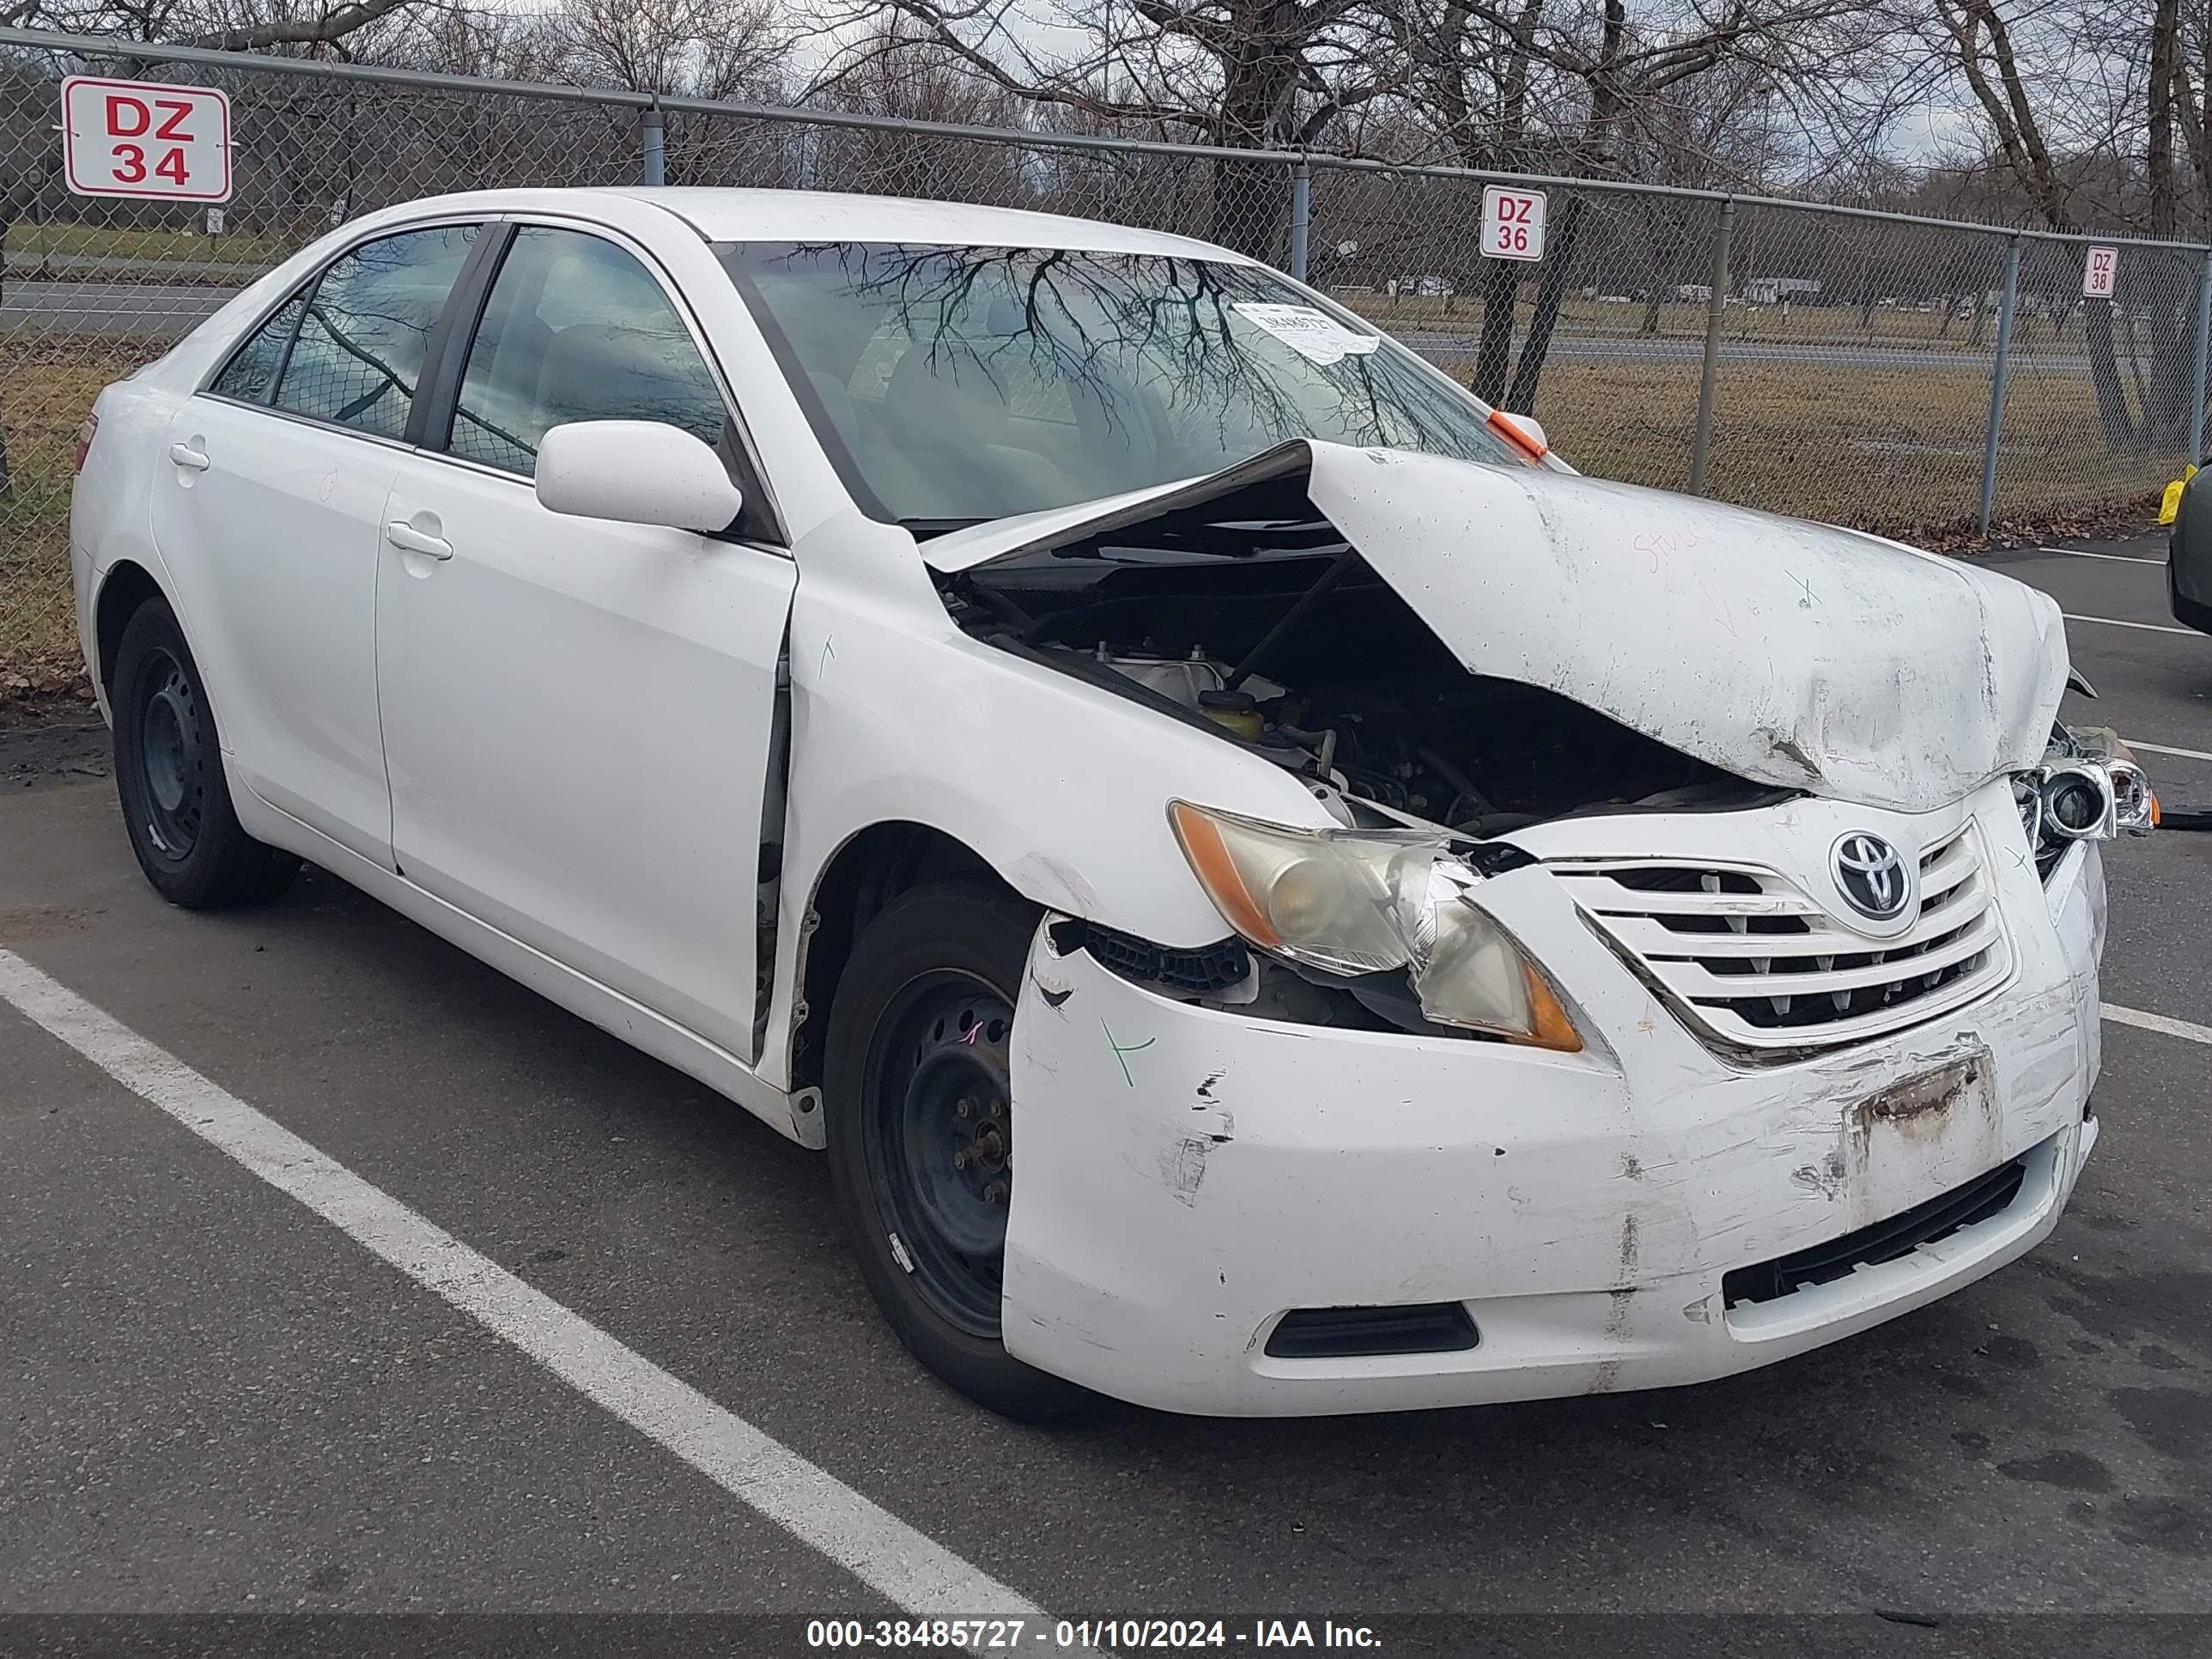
[3,528,2210,1652]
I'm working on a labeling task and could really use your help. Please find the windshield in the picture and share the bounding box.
[721,242,1530,532]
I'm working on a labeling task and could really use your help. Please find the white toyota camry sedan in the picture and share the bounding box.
[71,187,2149,1419]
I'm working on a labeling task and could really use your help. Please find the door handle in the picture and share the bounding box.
[168,443,210,471]
[384,521,453,561]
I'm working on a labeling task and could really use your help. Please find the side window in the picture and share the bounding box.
[270,225,480,439]
[447,226,728,477]
[209,292,308,404]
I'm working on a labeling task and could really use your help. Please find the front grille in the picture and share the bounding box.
[1265,1303,1480,1358]
[1551,823,2010,1056]
[1722,1155,2029,1308]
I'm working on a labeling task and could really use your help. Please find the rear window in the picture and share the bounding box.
[209,293,307,404]
[267,224,480,438]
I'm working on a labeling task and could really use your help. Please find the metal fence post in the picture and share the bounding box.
[1688,197,1734,496]
[0,213,9,495]
[1288,161,1311,283]
[2191,246,2212,467]
[641,104,666,187]
[1977,235,2022,536]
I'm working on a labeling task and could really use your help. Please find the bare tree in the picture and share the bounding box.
[1917,0,2201,451]
[1387,0,1894,410]
[2179,0,2212,211]
[544,0,783,101]
[802,0,1404,255]
[805,21,1031,200]
[0,0,427,52]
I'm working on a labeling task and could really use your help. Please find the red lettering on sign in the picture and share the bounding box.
[105,94,150,137]
[64,75,234,200]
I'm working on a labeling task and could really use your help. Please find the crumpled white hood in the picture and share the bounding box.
[927,440,2070,814]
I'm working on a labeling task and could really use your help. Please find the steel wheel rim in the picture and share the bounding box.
[137,649,205,861]
[861,970,1016,1338]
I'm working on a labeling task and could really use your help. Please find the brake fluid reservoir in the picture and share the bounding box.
[1198,690,1264,742]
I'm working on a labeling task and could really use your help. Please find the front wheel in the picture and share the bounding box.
[824,882,1091,1423]
[110,596,299,909]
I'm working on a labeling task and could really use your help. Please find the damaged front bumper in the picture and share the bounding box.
[1000,781,2106,1416]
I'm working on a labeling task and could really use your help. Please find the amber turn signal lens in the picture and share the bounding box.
[1169,800,1282,949]
[1518,966,1583,1053]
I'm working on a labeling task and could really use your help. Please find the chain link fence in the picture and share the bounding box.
[5,25,2209,674]
[1305,170,2208,540]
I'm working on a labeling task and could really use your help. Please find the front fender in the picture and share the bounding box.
[757,573,1334,1089]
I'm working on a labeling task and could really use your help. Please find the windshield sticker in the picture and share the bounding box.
[1230,303,1382,365]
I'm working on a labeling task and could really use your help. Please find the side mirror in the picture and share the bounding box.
[535,420,742,534]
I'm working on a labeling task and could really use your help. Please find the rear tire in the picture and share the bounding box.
[111,596,299,910]
[825,881,1093,1423]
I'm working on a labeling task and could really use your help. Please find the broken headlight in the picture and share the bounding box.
[2013,725,2155,867]
[1167,801,1583,1050]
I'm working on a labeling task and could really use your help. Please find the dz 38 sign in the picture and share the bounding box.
[62,76,233,202]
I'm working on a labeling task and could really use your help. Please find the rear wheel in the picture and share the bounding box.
[111,597,299,909]
[824,882,1091,1422]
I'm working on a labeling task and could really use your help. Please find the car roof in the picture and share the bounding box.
[413,186,1255,264]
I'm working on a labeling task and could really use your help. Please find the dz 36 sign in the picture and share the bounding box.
[62,76,233,202]
[1480,185,1547,262]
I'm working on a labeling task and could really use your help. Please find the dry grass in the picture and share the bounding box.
[7,221,284,270]
[1474,356,2179,538]
[0,331,2178,674]
[1336,290,2105,359]
[2,341,168,667]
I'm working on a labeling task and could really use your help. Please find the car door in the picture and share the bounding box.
[375,221,796,1060]
[149,221,486,866]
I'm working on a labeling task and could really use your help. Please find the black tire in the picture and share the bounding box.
[825,881,1093,1423]
[111,596,299,910]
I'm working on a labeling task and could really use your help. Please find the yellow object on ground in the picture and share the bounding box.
[2162,464,2198,526]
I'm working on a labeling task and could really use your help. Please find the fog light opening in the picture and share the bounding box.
[1264,1303,1480,1359]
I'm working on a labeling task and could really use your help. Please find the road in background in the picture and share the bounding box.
[1,280,232,335]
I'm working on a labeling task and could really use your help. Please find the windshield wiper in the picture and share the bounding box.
[898,517,990,540]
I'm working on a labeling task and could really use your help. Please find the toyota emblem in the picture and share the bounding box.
[1831,832,1914,922]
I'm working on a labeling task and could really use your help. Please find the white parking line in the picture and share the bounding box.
[2131,739,2212,763]
[2103,1003,2212,1048]
[0,947,1077,1646]
[2062,613,2197,636]
[2034,546,2166,566]
[6,939,2210,1619]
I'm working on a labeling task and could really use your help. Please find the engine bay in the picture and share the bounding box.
[933,470,1781,836]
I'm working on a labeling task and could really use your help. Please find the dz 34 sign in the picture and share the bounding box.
[62,76,233,203]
